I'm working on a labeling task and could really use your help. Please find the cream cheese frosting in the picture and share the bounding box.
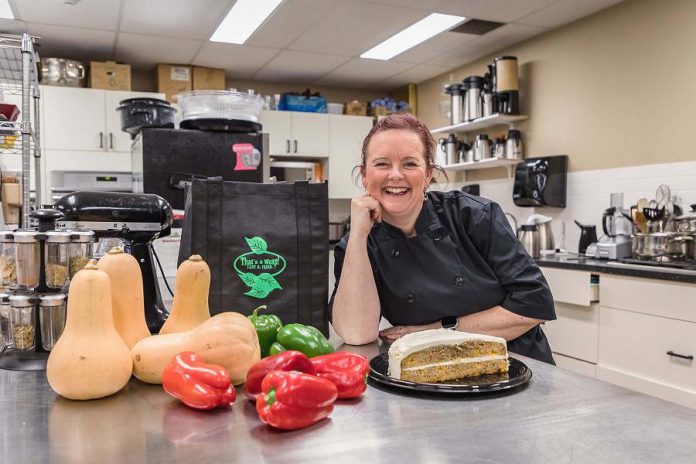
[387,329,507,379]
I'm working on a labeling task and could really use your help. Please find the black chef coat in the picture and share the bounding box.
[329,190,557,364]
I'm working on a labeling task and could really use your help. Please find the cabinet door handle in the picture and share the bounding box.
[109,132,114,150]
[286,139,290,153]
[666,351,693,360]
[99,132,104,149]
[294,140,298,153]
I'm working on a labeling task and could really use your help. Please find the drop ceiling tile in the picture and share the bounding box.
[366,0,453,12]
[0,18,29,35]
[426,23,547,67]
[315,58,414,87]
[246,0,340,49]
[26,23,116,62]
[120,0,233,40]
[192,42,281,79]
[12,0,122,30]
[253,50,349,83]
[391,31,479,64]
[434,0,558,23]
[115,33,202,69]
[378,64,451,88]
[288,0,428,56]
[517,0,625,29]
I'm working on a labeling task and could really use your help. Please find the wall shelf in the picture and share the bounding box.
[431,114,528,135]
[442,157,520,179]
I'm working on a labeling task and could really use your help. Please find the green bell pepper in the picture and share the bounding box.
[248,305,283,358]
[270,323,334,358]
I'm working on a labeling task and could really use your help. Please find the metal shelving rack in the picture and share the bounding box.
[0,33,41,227]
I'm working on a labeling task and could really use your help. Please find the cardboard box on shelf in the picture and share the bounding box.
[192,66,226,90]
[157,64,192,102]
[344,100,367,116]
[89,61,131,91]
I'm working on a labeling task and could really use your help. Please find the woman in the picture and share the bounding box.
[329,113,556,364]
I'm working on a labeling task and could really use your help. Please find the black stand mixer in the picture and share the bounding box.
[53,191,173,333]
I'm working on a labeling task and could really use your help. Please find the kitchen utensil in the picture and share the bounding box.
[656,184,671,210]
[117,98,176,139]
[463,76,484,121]
[505,129,523,159]
[526,214,555,251]
[642,207,664,222]
[518,224,540,258]
[40,58,85,87]
[178,90,265,124]
[575,220,598,254]
[473,134,491,161]
[444,84,464,125]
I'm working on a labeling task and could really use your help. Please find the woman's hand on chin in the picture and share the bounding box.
[378,322,440,343]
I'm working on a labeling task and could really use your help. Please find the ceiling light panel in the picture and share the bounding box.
[210,0,284,45]
[360,13,465,61]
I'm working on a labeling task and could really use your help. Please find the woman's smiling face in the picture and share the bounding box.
[361,129,433,220]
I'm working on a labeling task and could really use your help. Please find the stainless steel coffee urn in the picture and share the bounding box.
[445,84,464,125]
[518,224,540,258]
[464,76,484,121]
[505,129,523,159]
[493,56,519,115]
[440,134,460,165]
[473,134,491,161]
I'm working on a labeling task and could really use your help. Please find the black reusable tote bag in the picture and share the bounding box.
[178,178,330,336]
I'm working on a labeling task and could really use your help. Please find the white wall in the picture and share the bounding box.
[437,160,696,254]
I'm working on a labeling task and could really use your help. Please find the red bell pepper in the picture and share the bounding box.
[256,371,337,430]
[162,352,236,410]
[311,352,370,399]
[244,350,316,401]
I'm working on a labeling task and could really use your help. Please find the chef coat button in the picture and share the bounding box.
[454,276,465,287]
[391,249,400,258]
[433,234,442,241]
[406,294,415,303]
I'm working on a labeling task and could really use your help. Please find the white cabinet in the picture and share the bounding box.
[328,114,373,199]
[42,86,163,153]
[259,111,329,158]
[596,275,696,409]
[542,268,600,375]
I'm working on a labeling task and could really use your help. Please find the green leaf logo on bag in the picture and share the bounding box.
[233,236,287,299]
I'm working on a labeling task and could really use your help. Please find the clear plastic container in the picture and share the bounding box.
[68,230,95,279]
[13,231,40,290]
[39,293,67,351]
[178,90,264,122]
[9,294,35,350]
[0,232,17,288]
[45,231,71,289]
[0,292,11,348]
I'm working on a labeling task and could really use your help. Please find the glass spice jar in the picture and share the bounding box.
[0,292,11,348]
[9,294,36,351]
[14,231,40,290]
[39,293,67,351]
[68,230,95,279]
[0,232,16,289]
[45,231,71,289]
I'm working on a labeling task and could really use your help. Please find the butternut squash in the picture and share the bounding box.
[47,260,133,400]
[159,255,210,334]
[131,312,260,385]
[97,246,150,348]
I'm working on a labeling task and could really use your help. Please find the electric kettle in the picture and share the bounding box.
[525,214,555,251]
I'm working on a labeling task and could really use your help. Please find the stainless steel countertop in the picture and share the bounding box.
[2,342,696,464]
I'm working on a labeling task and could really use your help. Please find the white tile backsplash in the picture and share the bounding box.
[438,160,696,254]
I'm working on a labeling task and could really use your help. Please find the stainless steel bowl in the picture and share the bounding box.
[40,58,85,87]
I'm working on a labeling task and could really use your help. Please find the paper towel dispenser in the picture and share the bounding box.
[512,155,567,208]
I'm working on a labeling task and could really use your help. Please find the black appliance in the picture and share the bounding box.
[54,191,173,333]
[575,220,598,254]
[513,155,568,208]
[132,128,269,211]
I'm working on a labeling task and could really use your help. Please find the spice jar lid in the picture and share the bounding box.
[45,231,72,243]
[13,231,39,243]
[69,230,95,243]
[0,232,14,243]
[39,293,67,306]
[9,294,37,306]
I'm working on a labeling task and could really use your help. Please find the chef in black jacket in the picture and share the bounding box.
[329,113,556,364]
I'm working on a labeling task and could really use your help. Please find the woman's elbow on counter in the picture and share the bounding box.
[334,326,379,346]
